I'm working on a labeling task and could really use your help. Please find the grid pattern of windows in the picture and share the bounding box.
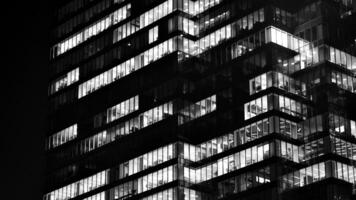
[295,1,321,25]
[266,26,309,51]
[113,0,173,43]
[278,95,307,118]
[278,140,300,162]
[79,101,174,155]
[278,138,325,163]
[181,188,205,200]
[180,17,197,36]
[82,192,105,200]
[327,46,356,71]
[330,70,356,93]
[195,25,232,54]
[93,95,139,128]
[54,0,123,39]
[139,188,176,200]
[273,7,293,27]
[52,3,131,57]
[230,28,266,60]
[47,1,356,200]
[280,45,356,74]
[44,170,108,200]
[281,160,356,191]
[148,26,159,44]
[249,71,306,97]
[331,136,356,161]
[49,67,79,95]
[244,95,269,120]
[179,0,222,16]
[182,141,273,184]
[46,124,78,150]
[245,93,309,120]
[55,0,92,21]
[235,118,272,144]
[78,37,176,98]
[109,165,176,199]
[182,114,328,164]
[281,162,327,191]
[335,161,356,184]
[46,144,176,200]
[106,96,139,124]
[185,8,265,56]
[178,95,217,125]
[299,115,324,138]
[302,138,325,161]
[182,134,234,162]
[118,144,176,179]
[217,166,271,198]
[71,8,267,99]
[198,11,230,33]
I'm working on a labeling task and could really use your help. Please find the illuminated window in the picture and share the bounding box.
[149,26,159,44]
[351,120,356,138]
[46,124,77,150]
[49,68,79,95]
[179,95,217,125]
[52,4,131,57]
[45,170,108,200]
[79,37,177,98]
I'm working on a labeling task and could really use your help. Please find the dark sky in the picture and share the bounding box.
[3,0,50,199]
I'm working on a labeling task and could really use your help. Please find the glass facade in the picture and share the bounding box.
[79,101,174,155]
[182,141,273,184]
[281,161,328,191]
[113,0,173,43]
[217,166,271,198]
[109,165,177,199]
[49,67,79,95]
[244,93,309,120]
[44,170,109,200]
[178,95,217,125]
[47,0,356,200]
[78,37,176,98]
[52,3,132,57]
[46,124,78,150]
[281,160,356,191]
[249,71,307,97]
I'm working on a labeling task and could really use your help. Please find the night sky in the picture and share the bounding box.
[4,0,50,199]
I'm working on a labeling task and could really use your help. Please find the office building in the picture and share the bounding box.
[44,0,356,199]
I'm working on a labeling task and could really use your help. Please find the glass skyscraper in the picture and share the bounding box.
[45,0,356,199]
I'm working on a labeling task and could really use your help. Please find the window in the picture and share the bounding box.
[244,95,270,120]
[79,37,177,98]
[49,68,79,95]
[114,0,173,43]
[351,120,356,138]
[249,71,306,96]
[47,124,78,150]
[281,162,329,191]
[52,4,131,58]
[149,26,159,44]
[45,170,108,200]
[106,96,139,124]
[179,95,217,125]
